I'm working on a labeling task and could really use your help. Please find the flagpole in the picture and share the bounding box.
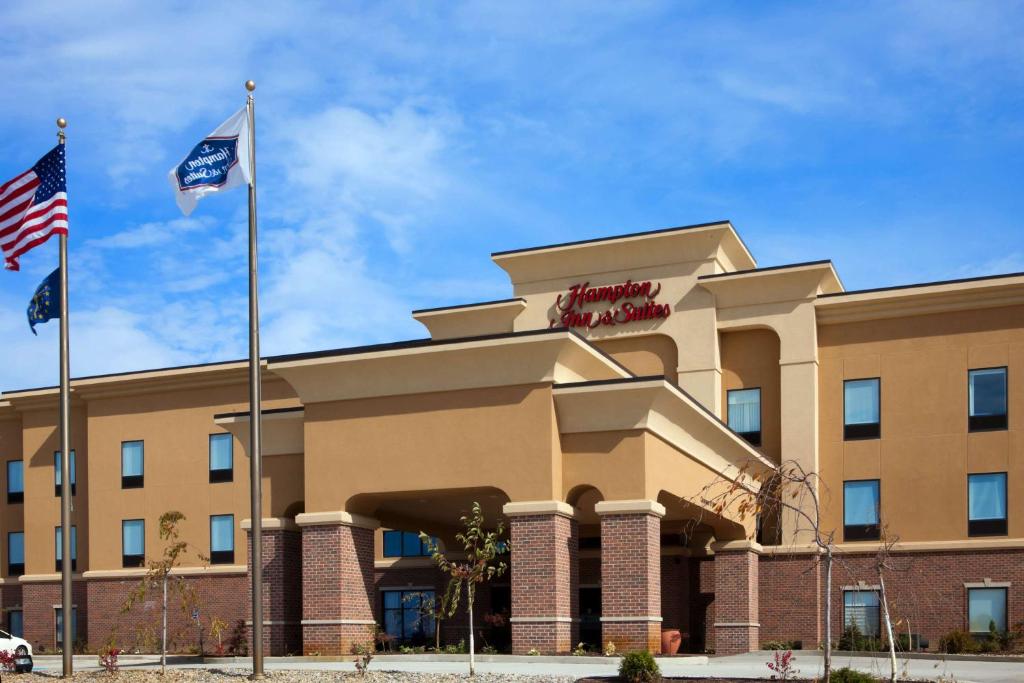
[245,80,264,680]
[56,116,73,678]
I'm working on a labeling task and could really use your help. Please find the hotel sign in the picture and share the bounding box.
[550,279,671,330]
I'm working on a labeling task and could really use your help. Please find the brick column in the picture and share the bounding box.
[503,501,578,654]
[711,540,761,654]
[244,518,303,655]
[296,511,378,655]
[596,500,664,653]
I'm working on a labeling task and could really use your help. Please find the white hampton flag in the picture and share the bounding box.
[168,107,251,216]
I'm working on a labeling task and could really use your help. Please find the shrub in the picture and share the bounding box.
[766,649,798,680]
[619,650,661,683]
[572,642,587,656]
[939,629,979,654]
[0,651,16,672]
[98,645,121,674]
[829,667,877,683]
[763,639,801,651]
[837,624,885,652]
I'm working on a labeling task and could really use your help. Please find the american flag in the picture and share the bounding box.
[0,144,68,271]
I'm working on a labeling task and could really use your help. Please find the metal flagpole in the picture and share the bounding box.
[56,116,73,678]
[244,80,264,679]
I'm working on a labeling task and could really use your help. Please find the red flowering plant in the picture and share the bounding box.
[766,649,798,681]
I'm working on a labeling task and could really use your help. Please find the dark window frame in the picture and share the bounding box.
[122,518,145,568]
[381,589,437,644]
[6,460,23,504]
[210,514,235,565]
[968,367,1008,433]
[54,525,77,572]
[843,589,882,638]
[843,378,881,440]
[382,530,434,558]
[727,386,762,447]
[53,449,77,497]
[843,478,881,542]
[7,531,24,576]
[208,434,233,483]
[121,440,144,489]
[967,472,1008,537]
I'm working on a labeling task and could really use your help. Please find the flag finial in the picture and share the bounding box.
[245,80,255,92]
[56,117,66,144]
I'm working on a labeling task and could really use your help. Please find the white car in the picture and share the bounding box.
[0,629,32,671]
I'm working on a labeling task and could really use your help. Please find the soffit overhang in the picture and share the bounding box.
[698,261,844,309]
[815,273,1024,325]
[269,329,632,404]
[412,298,527,340]
[553,377,774,484]
[492,222,756,285]
[213,407,304,456]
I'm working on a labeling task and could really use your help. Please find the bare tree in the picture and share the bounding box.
[874,526,900,683]
[122,511,206,674]
[421,501,508,676]
[687,460,839,682]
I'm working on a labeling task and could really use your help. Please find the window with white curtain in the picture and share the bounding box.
[844,480,880,541]
[968,473,1007,536]
[210,514,234,564]
[122,519,145,567]
[968,587,1007,633]
[55,525,77,572]
[727,388,762,446]
[969,368,1007,431]
[6,460,23,504]
[121,441,144,488]
[53,449,76,496]
[844,378,880,439]
[209,434,233,483]
[7,531,24,575]
[844,590,881,637]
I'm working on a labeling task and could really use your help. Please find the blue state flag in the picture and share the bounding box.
[167,107,251,216]
[27,267,60,335]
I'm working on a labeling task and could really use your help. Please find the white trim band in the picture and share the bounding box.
[502,501,575,519]
[714,622,761,627]
[964,580,1011,588]
[711,540,763,554]
[241,517,298,531]
[295,511,380,529]
[301,619,377,625]
[245,621,301,626]
[599,616,663,623]
[594,500,666,518]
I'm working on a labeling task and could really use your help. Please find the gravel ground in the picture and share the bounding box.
[14,670,580,683]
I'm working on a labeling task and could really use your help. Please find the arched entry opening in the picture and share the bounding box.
[567,485,605,650]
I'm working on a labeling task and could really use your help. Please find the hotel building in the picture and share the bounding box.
[0,221,1020,656]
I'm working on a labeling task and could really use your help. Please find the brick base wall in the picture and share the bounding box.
[600,512,661,653]
[509,513,578,654]
[759,553,821,648]
[22,581,88,653]
[86,573,249,654]
[247,528,303,655]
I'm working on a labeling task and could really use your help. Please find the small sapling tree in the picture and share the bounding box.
[122,511,206,674]
[421,501,508,675]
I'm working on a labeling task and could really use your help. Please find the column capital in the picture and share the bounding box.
[594,499,666,518]
[710,539,763,554]
[295,510,380,529]
[241,517,299,531]
[502,500,575,518]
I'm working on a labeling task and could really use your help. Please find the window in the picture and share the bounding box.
[844,378,880,439]
[727,388,762,447]
[209,434,233,483]
[969,368,1007,432]
[382,589,436,643]
[968,587,1007,633]
[121,441,144,489]
[844,590,881,637]
[210,514,234,564]
[7,532,24,576]
[55,607,77,644]
[968,473,1007,537]
[844,480,880,541]
[6,461,23,504]
[53,449,76,496]
[8,610,23,638]
[55,525,77,572]
[122,519,145,568]
[382,530,435,558]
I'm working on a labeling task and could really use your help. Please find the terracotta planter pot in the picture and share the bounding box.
[661,628,682,655]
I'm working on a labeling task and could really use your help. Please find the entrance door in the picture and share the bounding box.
[579,587,601,651]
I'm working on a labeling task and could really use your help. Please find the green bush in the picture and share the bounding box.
[938,629,979,654]
[837,624,885,652]
[762,639,800,650]
[618,650,661,683]
[829,667,877,683]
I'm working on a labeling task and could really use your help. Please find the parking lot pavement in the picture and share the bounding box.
[28,651,1024,682]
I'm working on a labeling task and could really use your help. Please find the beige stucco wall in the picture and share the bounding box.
[592,334,679,379]
[303,383,562,512]
[818,303,1024,543]
[720,328,782,464]
[0,411,24,580]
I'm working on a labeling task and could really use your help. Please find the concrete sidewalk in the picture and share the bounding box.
[29,651,1024,682]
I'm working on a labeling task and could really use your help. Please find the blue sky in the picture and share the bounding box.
[1,1,1022,392]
